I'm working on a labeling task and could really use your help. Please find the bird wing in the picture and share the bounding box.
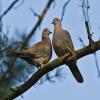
[21,40,51,58]
[63,30,74,51]
[53,29,75,56]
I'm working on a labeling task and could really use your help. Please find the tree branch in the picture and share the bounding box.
[85,21,93,44]
[22,0,54,48]
[7,0,54,73]
[61,0,71,21]
[0,0,21,20]
[3,40,100,100]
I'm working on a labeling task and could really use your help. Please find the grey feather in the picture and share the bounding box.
[7,28,52,68]
[52,18,83,83]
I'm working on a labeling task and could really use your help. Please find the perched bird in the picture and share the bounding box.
[52,18,83,83]
[7,28,52,68]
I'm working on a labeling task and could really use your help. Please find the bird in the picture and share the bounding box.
[7,28,52,68]
[52,18,83,83]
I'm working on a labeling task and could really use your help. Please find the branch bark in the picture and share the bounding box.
[3,40,100,100]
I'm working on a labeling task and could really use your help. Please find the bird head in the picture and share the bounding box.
[43,28,52,35]
[42,28,52,39]
[51,18,61,26]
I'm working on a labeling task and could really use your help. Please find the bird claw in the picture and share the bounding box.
[71,52,76,59]
[67,50,76,61]
[65,53,70,56]
[37,63,44,70]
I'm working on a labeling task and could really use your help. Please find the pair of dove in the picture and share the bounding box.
[7,18,83,83]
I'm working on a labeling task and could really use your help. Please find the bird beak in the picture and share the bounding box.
[51,22,54,24]
[49,31,52,34]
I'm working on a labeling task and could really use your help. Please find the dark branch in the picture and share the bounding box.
[7,0,54,73]
[3,40,100,100]
[61,0,71,21]
[80,0,93,44]
[0,41,22,53]
[0,0,20,20]
[22,0,54,48]
[79,37,100,76]
[85,21,93,44]
[78,37,85,47]
[94,53,100,77]
[13,0,24,9]
[29,7,40,19]
[79,0,100,77]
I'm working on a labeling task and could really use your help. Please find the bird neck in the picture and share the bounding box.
[42,34,49,40]
[54,24,62,33]
[42,37,51,44]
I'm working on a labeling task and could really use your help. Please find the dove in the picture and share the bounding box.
[52,18,83,83]
[7,28,52,68]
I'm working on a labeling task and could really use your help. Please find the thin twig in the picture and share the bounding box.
[22,0,54,49]
[94,53,100,77]
[13,0,24,9]
[61,0,71,21]
[0,41,22,53]
[79,37,100,76]
[0,0,20,20]
[79,37,85,47]
[85,21,93,43]
[29,7,40,19]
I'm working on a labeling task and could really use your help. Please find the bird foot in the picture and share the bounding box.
[68,51,76,62]
[71,51,76,59]
[66,46,76,59]
[37,63,44,70]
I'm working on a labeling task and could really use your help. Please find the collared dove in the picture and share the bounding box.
[52,18,83,83]
[7,28,52,68]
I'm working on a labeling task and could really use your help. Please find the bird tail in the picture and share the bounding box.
[6,50,19,57]
[66,63,83,83]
